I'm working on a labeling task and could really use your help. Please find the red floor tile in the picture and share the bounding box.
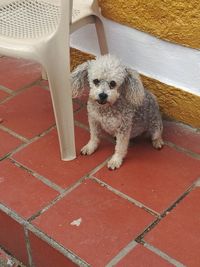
[0,57,41,90]
[116,244,172,267]
[94,142,200,213]
[0,90,9,101]
[29,232,78,267]
[73,100,82,113]
[0,160,58,219]
[32,179,154,266]
[74,107,88,126]
[77,91,89,105]
[145,187,200,267]
[0,86,55,138]
[164,121,200,155]
[0,210,29,265]
[13,126,113,188]
[38,79,49,87]
[0,129,22,158]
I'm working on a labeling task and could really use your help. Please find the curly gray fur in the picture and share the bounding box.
[71,54,163,169]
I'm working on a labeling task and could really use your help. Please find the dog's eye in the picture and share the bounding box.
[110,80,116,88]
[93,79,100,86]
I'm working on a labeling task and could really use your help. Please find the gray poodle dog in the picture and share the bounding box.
[71,54,163,170]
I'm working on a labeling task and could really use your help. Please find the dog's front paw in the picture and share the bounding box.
[107,155,123,170]
[80,142,97,156]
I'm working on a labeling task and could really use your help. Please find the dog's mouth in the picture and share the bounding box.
[96,99,108,105]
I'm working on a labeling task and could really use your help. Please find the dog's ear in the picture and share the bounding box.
[123,68,145,106]
[71,62,89,98]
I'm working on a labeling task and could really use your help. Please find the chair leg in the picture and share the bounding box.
[95,17,109,55]
[44,54,76,161]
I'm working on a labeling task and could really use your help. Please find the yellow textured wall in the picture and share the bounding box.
[99,0,200,49]
[70,48,94,70]
[142,76,200,128]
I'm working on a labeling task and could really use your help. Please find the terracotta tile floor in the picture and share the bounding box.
[0,56,200,267]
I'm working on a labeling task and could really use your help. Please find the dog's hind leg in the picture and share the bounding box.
[151,127,164,150]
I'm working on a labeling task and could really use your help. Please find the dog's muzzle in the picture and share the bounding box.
[97,92,108,105]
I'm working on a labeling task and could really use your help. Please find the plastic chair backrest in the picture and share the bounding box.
[57,0,74,31]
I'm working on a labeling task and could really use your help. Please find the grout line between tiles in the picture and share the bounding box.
[74,120,90,131]
[165,141,200,160]
[0,78,41,105]
[87,157,112,176]
[90,176,160,217]
[0,203,27,226]
[135,183,196,243]
[0,203,90,267]
[27,174,87,222]
[10,158,64,193]
[4,128,113,224]
[34,79,49,91]
[0,124,29,143]
[0,245,26,267]
[0,85,13,94]
[160,183,196,217]
[0,122,56,162]
[24,228,34,267]
[105,238,185,267]
[135,218,161,244]
[27,224,90,267]
[144,243,186,267]
[105,240,138,267]
[105,228,186,267]
[8,146,113,222]
[164,118,200,133]
[7,124,56,157]
[8,124,113,194]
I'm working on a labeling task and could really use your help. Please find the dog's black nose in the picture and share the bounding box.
[99,92,108,100]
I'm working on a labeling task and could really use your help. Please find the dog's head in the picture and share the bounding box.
[71,54,144,106]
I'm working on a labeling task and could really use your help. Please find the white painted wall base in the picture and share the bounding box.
[70,17,200,96]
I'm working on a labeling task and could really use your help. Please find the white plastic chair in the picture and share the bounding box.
[0,0,108,161]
